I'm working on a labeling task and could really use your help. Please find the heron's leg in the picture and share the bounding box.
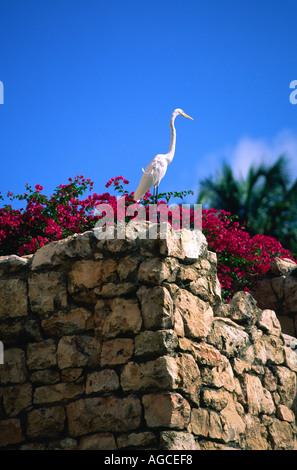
[155,185,158,205]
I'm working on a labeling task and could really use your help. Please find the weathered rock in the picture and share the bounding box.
[67,395,142,436]
[0,418,24,447]
[27,339,57,370]
[57,335,100,369]
[0,254,31,276]
[94,297,142,339]
[0,348,27,384]
[243,375,275,415]
[78,433,117,450]
[120,356,179,392]
[134,330,178,358]
[100,338,134,366]
[208,318,250,357]
[41,307,93,337]
[86,370,119,394]
[174,288,213,339]
[31,231,95,269]
[117,431,157,449]
[160,431,200,450]
[137,285,174,330]
[27,406,66,438]
[33,382,84,404]
[142,392,191,429]
[0,279,28,319]
[29,272,67,314]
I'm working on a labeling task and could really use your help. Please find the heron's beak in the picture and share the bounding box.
[183,112,194,120]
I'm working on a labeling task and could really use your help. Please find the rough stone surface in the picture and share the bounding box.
[0,225,296,450]
[252,256,297,337]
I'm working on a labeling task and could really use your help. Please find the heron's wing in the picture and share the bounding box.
[134,170,155,201]
[134,155,168,201]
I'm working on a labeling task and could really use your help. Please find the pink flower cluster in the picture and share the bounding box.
[202,208,295,301]
[1,176,295,303]
[0,176,104,256]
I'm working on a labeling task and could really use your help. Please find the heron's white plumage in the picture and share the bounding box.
[134,108,193,202]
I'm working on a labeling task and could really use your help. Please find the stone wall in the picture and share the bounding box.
[0,224,297,450]
[252,257,297,338]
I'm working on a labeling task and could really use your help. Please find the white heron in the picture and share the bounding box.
[133,108,193,203]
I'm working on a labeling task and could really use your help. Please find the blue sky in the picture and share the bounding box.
[1,0,297,208]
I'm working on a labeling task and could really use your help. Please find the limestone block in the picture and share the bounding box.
[41,307,93,337]
[0,254,30,276]
[175,353,201,405]
[159,226,207,263]
[86,370,119,394]
[220,398,246,443]
[28,271,67,314]
[276,404,295,422]
[174,288,213,340]
[3,383,32,416]
[190,408,209,437]
[244,414,267,450]
[33,383,84,404]
[189,277,210,302]
[137,285,174,330]
[94,297,142,339]
[57,335,100,369]
[78,433,117,450]
[0,418,24,447]
[201,357,235,392]
[262,334,284,365]
[202,389,230,411]
[31,231,95,269]
[268,419,296,450]
[0,278,28,319]
[243,375,275,415]
[26,406,66,438]
[257,309,282,336]
[68,259,117,292]
[142,392,191,429]
[0,317,42,344]
[27,338,57,370]
[0,348,27,384]
[100,338,134,366]
[207,317,250,358]
[225,291,259,325]
[284,346,297,372]
[275,366,297,408]
[160,431,200,450]
[193,342,225,367]
[120,356,179,392]
[270,257,297,275]
[134,330,178,358]
[117,432,157,449]
[117,256,139,280]
[67,395,142,436]
[138,257,179,284]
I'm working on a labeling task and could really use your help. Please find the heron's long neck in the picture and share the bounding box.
[166,115,177,165]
